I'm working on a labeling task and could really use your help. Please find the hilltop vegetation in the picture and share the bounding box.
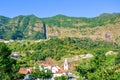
[7,37,119,61]
[5,37,120,79]
[0,13,120,41]
[0,15,44,40]
[43,13,120,28]
[76,51,120,80]
[0,42,22,79]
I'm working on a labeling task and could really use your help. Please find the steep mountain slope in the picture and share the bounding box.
[0,15,44,40]
[0,13,120,41]
[43,13,120,42]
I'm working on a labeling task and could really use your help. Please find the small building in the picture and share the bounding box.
[105,51,118,56]
[10,52,22,59]
[38,62,69,78]
[18,59,69,79]
[18,67,33,74]
[79,54,93,59]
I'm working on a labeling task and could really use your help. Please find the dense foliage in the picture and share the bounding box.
[8,37,118,61]
[0,13,120,40]
[0,42,21,79]
[115,50,120,65]
[31,69,52,79]
[0,15,45,40]
[43,13,120,28]
[54,75,68,80]
[76,50,120,80]
[1,37,120,79]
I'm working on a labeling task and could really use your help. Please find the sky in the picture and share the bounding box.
[0,0,120,18]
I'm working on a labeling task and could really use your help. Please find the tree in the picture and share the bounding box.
[115,50,120,65]
[54,75,68,80]
[0,42,18,79]
[31,51,46,61]
[92,50,106,68]
[31,69,52,79]
[12,30,23,40]
[76,50,106,79]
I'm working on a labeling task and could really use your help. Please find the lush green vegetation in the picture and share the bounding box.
[76,50,120,80]
[54,75,68,80]
[1,37,120,79]
[31,69,52,79]
[0,13,120,40]
[0,15,45,40]
[43,13,120,28]
[8,37,119,61]
[0,42,23,80]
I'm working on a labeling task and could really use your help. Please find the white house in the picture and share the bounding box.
[38,59,69,78]
[18,59,69,79]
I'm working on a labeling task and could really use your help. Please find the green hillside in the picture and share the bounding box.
[7,37,119,61]
[43,13,120,28]
[6,37,120,79]
[0,13,120,40]
[0,15,44,40]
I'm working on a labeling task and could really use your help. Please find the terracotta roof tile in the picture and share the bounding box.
[18,67,33,74]
[52,67,68,74]
[18,68,28,74]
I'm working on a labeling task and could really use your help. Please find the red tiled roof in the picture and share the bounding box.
[18,64,69,74]
[52,67,68,74]
[53,70,68,74]
[18,67,33,74]
[18,68,28,74]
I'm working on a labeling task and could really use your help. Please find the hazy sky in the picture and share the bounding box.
[0,0,120,18]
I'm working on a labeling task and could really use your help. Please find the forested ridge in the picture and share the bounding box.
[7,37,119,61]
[0,13,120,40]
[4,37,120,79]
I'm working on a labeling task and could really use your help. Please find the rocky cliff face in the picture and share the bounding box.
[0,13,120,41]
